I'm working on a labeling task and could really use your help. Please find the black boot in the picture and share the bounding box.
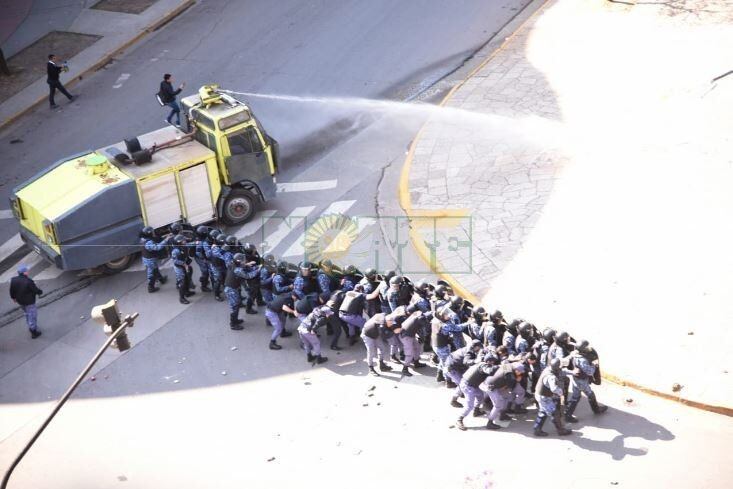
[565,399,579,423]
[446,378,457,389]
[246,306,257,315]
[436,370,445,383]
[379,361,393,372]
[589,393,608,414]
[456,417,467,431]
[401,366,413,377]
[180,297,190,304]
[553,417,572,436]
[412,360,426,369]
[315,355,328,364]
[486,421,501,430]
[269,340,282,350]
[280,330,293,338]
[369,366,380,377]
[500,412,513,422]
[533,415,548,437]
[148,283,159,293]
[200,281,212,292]
[450,398,463,408]
[473,407,486,417]
[230,313,244,330]
[158,274,168,285]
[307,353,315,363]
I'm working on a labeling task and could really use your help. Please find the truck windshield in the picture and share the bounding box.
[226,126,263,155]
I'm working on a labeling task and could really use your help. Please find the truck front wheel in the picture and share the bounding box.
[222,188,255,225]
[101,253,137,275]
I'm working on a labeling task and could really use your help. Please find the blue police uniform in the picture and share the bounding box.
[273,273,291,296]
[194,239,210,289]
[260,267,274,303]
[142,237,168,291]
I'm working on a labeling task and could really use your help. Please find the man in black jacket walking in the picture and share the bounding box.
[160,73,185,127]
[9,265,43,339]
[47,54,75,109]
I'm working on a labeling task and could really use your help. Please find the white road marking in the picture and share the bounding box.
[262,206,316,254]
[112,73,131,89]
[0,233,23,263]
[282,200,356,257]
[0,209,13,219]
[0,251,45,283]
[34,264,65,281]
[276,180,338,193]
[234,210,277,239]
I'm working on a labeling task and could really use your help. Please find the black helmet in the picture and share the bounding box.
[299,261,313,275]
[170,222,184,234]
[575,339,590,353]
[173,234,188,246]
[556,331,570,345]
[506,319,522,334]
[243,242,256,254]
[550,358,562,374]
[277,261,288,274]
[215,234,227,246]
[344,264,358,275]
[489,309,504,323]
[140,226,154,239]
[209,229,221,241]
[449,296,464,311]
[233,253,245,266]
[434,284,448,299]
[542,328,556,343]
[225,235,238,246]
[414,279,430,294]
[196,226,209,239]
[389,275,402,287]
[263,254,276,266]
[295,298,313,315]
[518,321,532,337]
[320,259,334,273]
[364,268,377,280]
[383,270,396,283]
[473,306,487,321]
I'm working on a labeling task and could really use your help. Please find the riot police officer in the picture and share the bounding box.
[293,261,318,303]
[242,242,265,308]
[273,261,294,297]
[533,358,572,437]
[171,234,195,304]
[338,284,367,345]
[259,254,277,304]
[223,253,257,330]
[140,226,170,293]
[340,265,360,292]
[358,268,381,317]
[204,229,224,301]
[193,226,212,292]
[564,340,607,422]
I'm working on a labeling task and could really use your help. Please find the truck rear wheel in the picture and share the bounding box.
[222,188,255,225]
[101,253,137,275]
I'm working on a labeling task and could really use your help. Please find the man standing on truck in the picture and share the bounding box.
[159,73,185,127]
[9,265,44,339]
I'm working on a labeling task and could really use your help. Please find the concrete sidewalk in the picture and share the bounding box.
[402,0,733,413]
[0,0,194,129]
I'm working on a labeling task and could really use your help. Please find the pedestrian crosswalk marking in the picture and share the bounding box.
[0,251,45,283]
[234,209,277,239]
[262,206,316,255]
[0,209,14,220]
[282,200,356,258]
[276,180,338,193]
[0,233,23,263]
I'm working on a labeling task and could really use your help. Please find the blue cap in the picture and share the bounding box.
[17,264,29,274]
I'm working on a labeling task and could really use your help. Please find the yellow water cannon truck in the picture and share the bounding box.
[10,85,278,273]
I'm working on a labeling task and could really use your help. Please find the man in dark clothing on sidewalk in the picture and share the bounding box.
[9,265,43,339]
[47,54,75,109]
[159,73,185,127]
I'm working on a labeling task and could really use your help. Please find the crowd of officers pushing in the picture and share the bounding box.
[139,223,608,437]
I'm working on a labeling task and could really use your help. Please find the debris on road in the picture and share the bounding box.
[368,385,376,391]
[173,379,180,384]
[266,456,275,462]
[230,346,238,351]
[90,376,96,381]
[672,383,683,392]
[221,371,228,376]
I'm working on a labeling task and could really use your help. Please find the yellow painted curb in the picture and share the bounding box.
[0,0,196,131]
[396,0,733,418]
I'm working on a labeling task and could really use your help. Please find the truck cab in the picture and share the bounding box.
[10,85,278,273]
[181,85,279,224]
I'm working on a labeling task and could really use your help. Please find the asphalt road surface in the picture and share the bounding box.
[1,1,732,488]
